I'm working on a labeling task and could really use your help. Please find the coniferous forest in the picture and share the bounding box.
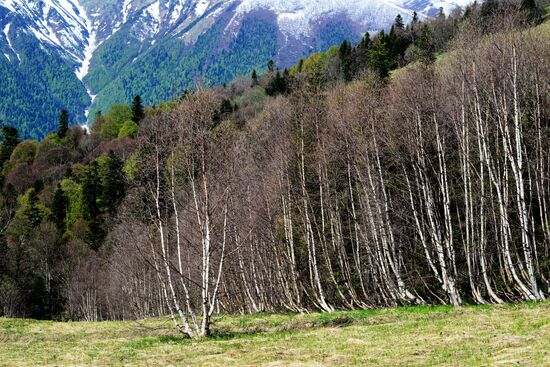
[0,1,549,339]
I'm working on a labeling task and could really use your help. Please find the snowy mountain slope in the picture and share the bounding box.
[0,0,475,138]
[0,0,90,64]
[234,0,414,35]
[1,0,471,79]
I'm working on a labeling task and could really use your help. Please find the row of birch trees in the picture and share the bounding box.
[103,22,549,337]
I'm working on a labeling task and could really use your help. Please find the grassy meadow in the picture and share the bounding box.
[0,302,549,366]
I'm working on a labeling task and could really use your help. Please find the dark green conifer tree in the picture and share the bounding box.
[339,40,353,81]
[51,184,67,231]
[82,161,105,250]
[25,188,42,227]
[521,0,543,22]
[267,69,291,96]
[32,179,44,194]
[359,32,371,49]
[0,125,19,169]
[82,161,101,220]
[481,0,499,17]
[131,95,145,124]
[4,183,17,205]
[58,110,69,139]
[251,69,259,87]
[387,26,398,58]
[86,219,105,252]
[369,33,396,79]
[392,16,412,62]
[102,151,126,214]
[394,14,405,31]
[297,59,304,73]
[221,99,234,117]
[417,24,436,63]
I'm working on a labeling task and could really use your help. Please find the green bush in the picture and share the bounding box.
[118,120,139,139]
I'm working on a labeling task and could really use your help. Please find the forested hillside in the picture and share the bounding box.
[1,0,433,140]
[0,0,549,340]
[0,30,90,140]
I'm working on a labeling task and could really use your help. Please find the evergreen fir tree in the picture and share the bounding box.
[417,24,436,63]
[521,0,542,22]
[25,188,42,226]
[463,3,475,19]
[297,59,304,73]
[412,11,419,24]
[251,69,259,87]
[359,32,371,49]
[32,179,44,195]
[51,184,67,231]
[95,111,102,121]
[64,166,73,179]
[0,125,19,169]
[388,26,398,58]
[102,151,126,215]
[339,40,353,81]
[394,14,405,31]
[481,0,499,17]
[58,110,69,139]
[368,34,396,79]
[521,0,537,11]
[131,95,145,124]
[82,162,101,220]
[221,99,234,117]
[267,59,275,73]
[214,99,234,126]
[4,183,17,208]
[83,161,105,250]
[392,19,412,63]
[267,69,291,96]
[86,219,105,252]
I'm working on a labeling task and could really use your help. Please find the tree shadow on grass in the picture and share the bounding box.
[207,315,357,341]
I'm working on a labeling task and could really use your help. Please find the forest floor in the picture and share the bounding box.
[0,302,549,366]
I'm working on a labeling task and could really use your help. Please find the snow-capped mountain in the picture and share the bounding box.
[0,0,473,138]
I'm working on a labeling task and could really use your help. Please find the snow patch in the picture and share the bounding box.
[84,93,97,119]
[146,0,161,24]
[0,0,92,62]
[171,0,184,23]
[3,23,20,62]
[233,0,437,39]
[122,0,132,24]
[0,0,17,12]
[195,0,209,17]
[423,0,472,14]
[73,0,96,81]
[277,11,310,37]
[136,0,161,39]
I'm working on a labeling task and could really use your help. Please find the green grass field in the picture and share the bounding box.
[0,302,549,366]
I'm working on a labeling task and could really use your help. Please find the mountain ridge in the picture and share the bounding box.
[0,0,471,139]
